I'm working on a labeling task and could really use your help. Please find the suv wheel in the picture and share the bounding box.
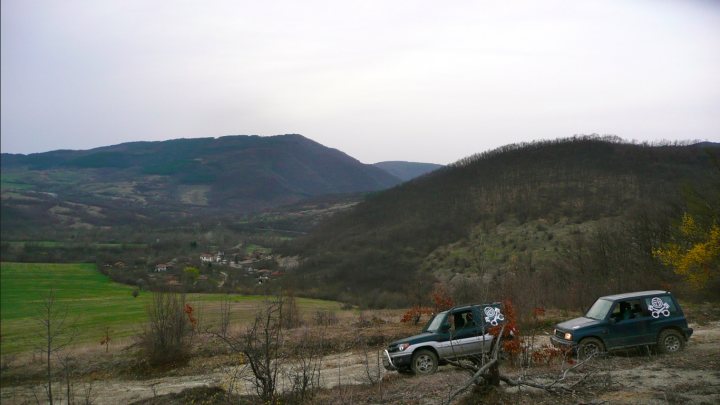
[657,329,685,354]
[411,349,438,375]
[577,337,604,360]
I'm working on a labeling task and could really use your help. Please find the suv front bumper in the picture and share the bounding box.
[383,349,412,371]
[550,335,575,349]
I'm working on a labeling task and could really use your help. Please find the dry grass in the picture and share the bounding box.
[5,307,718,404]
[0,307,414,385]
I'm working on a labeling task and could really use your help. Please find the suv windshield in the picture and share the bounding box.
[585,299,613,320]
[423,311,448,333]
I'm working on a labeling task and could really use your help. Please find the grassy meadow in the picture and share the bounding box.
[0,262,342,355]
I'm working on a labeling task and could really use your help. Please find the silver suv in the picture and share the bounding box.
[383,303,505,375]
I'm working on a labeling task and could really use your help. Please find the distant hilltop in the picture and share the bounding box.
[1,134,408,228]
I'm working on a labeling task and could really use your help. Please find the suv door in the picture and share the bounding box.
[606,299,650,348]
[432,313,456,359]
[441,308,485,357]
[453,306,499,357]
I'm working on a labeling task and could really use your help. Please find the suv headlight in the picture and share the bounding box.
[564,332,572,340]
[398,343,410,351]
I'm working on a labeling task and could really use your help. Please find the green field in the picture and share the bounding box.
[0,262,341,354]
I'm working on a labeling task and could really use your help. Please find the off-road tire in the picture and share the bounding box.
[411,349,438,375]
[577,337,604,360]
[657,329,685,354]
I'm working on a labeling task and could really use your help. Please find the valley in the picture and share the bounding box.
[1,136,718,404]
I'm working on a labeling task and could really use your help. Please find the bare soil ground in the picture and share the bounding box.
[313,321,720,404]
[2,316,719,404]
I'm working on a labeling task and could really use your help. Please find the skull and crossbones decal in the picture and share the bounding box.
[484,306,505,326]
[648,297,670,318]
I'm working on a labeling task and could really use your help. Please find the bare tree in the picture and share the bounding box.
[209,295,285,403]
[218,294,232,339]
[285,326,325,403]
[32,288,77,405]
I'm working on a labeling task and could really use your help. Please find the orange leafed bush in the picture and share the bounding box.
[184,303,198,328]
[430,285,454,312]
[401,284,454,324]
[400,306,433,324]
[489,299,521,356]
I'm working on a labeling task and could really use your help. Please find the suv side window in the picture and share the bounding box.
[644,295,676,318]
[450,310,476,331]
[610,299,647,321]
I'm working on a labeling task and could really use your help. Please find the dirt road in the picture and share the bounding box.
[0,350,384,404]
[2,322,719,404]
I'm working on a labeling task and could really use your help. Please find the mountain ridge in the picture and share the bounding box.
[1,134,402,231]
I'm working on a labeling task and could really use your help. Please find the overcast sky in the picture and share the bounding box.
[2,0,719,164]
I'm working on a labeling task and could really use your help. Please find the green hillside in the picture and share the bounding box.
[287,137,720,309]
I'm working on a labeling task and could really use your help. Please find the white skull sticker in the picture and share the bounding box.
[483,306,505,326]
[648,297,670,318]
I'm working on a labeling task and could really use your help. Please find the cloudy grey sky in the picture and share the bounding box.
[2,0,719,164]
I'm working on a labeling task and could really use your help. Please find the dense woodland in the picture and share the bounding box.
[285,137,720,311]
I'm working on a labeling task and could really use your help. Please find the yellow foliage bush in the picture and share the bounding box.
[654,213,719,289]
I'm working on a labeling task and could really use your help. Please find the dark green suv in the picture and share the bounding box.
[551,290,693,358]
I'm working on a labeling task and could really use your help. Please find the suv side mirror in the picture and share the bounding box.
[440,324,450,333]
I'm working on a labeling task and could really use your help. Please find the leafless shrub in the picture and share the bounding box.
[211,295,285,403]
[0,354,17,372]
[313,310,339,326]
[79,380,96,405]
[281,291,303,329]
[284,327,325,403]
[219,294,231,339]
[354,312,372,328]
[137,292,194,367]
[57,353,75,405]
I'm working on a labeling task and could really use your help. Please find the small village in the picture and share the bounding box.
[102,243,296,292]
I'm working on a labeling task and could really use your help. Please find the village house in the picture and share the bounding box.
[200,253,213,263]
[154,263,172,272]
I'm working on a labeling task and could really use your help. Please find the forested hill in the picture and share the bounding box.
[1,134,401,221]
[287,137,719,308]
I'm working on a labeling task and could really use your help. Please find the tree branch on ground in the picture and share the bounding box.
[444,323,605,405]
